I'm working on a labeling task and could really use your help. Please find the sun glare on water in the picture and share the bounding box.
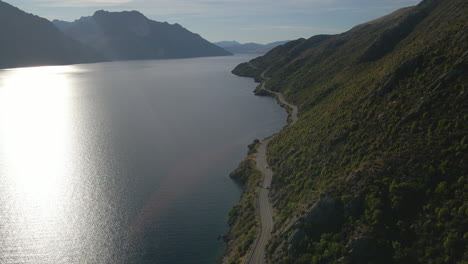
[0,66,81,262]
[1,67,72,195]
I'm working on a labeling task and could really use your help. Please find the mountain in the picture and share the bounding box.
[215,41,242,48]
[226,0,467,263]
[214,40,290,54]
[0,0,104,69]
[53,11,232,61]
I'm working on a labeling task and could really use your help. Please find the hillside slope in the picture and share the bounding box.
[0,0,103,69]
[231,0,467,263]
[53,11,231,60]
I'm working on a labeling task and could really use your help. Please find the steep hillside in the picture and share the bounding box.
[223,140,262,264]
[231,0,467,263]
[0,0,103,69]
[53,11,231,60]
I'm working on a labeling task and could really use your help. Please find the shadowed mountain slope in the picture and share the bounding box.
[54,11,232,61]
[0,0,104,69]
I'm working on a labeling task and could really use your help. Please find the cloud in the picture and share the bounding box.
[31,0,134,7]
[19,0,421,43]
[28,0,335,9]
[25,0,420,18]
[26,0,421,9]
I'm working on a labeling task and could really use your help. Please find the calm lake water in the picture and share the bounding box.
[0,56,287,264]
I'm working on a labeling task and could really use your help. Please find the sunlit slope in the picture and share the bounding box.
[233,0,467,263]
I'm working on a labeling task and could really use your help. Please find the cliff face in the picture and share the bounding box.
[53,11,232,61]
[0,1,103,69]
[232,0,467,263]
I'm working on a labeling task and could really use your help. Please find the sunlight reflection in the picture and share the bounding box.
[0,66,77,261]
[0,66,72,199]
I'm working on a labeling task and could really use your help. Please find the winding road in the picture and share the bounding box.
[246,65,298,264]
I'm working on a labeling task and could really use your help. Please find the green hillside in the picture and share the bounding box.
[230,0,467,263]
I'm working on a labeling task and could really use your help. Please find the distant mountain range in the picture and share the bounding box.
[0,1,231,69]
[0,0,103,69]
[53,11,231,61]
[214,40,289,54]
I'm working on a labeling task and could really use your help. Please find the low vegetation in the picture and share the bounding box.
[230,0,467,263]
[222,141,262,264]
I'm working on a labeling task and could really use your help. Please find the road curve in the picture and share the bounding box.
[246,65,298,264]
[261,84,298,126]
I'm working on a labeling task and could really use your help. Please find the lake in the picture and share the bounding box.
[0,56,287,263]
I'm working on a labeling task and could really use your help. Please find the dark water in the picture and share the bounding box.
[0,56,286,264]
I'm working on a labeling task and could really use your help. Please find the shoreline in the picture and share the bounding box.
[222,65,298,264]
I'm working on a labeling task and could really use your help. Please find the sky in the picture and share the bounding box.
[6,0,421,44]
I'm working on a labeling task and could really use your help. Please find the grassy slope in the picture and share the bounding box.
[232,0,467,263]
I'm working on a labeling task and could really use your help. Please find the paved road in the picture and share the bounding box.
[246,65,298,264]
[256,64,298,125]
[261,84,298,125]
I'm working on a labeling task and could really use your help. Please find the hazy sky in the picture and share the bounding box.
[7,0,421,44]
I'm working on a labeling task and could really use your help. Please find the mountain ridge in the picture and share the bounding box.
[0,0,104,69]
[53,10,232,61]
[214,40,290,54]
